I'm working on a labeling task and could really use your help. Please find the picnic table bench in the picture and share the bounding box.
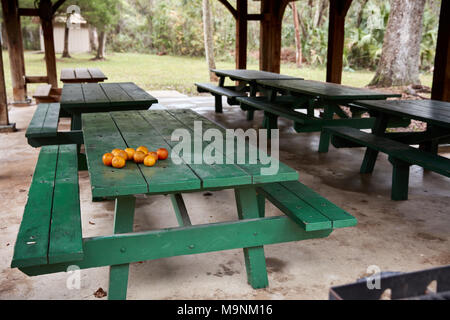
[324,99,450,200]
[12,109,356,300]
[238,79,406,150]
[60,68,108,83]
[195,69,302,117]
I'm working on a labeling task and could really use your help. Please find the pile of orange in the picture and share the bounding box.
[102,146,169,169]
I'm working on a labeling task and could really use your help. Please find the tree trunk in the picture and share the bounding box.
[94,31,106,60]
[356,0,369,28]
[314,0,328,28]
[89,26,97,53]
[369,0,426,87]
[202,0,218,82]
[291,2,302,68]
[61,15,71,58]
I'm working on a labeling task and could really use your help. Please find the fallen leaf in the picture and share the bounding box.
[89,221,95,225]
[94,288,107,298]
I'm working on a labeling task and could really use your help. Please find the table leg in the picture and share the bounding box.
[318,105,334,153]
[360,114,389,174]
[108,196,136,300]
[214,95,223,113]
[170,193,192,227]
[235,187,268,289]
[389,157,410,201]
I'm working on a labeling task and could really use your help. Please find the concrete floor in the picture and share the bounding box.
[0,91,449,300]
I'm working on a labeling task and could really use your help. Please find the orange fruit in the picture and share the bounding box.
[112,149,128,161]
[111,156,126,168]
[124,148,135,160]
[143,155,156,167]
[133,151,146,163]
[157,148,169,160]
[147,151,158,160]
[102,153,114,166]
[136,146,149,154]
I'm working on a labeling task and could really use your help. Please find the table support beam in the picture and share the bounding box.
[19,216,332,276]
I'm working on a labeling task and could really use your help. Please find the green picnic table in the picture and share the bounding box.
[238,79,403,152]
[196,69,302,115]
[25,82,158,148]
[12,109,357,300]
[325,99,450,200]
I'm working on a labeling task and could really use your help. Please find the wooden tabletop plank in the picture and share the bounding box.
[167,109,299,184]
[140,110,253,188]
[74,68,92,80]
[60,84,85,106]
[82,113,148,198]
[99,83,132,106]
[81,83,110,106]
[60,68,76,81]
[212,69,303,81]
[87,68,107,81]
[110,111,202,194]
[257,79,401,100]
[353,99,450,128]
[118,82,158,104]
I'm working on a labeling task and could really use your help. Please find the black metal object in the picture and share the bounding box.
[329,265,450,300]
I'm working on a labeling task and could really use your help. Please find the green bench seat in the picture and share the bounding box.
[257,181,357,231]
[26,103,83,148]
[195,82,247,113]
[11,144,83,268]
[324,126,450,200]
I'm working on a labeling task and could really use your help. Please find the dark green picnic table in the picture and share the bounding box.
[14,108,357,300]
[240,79,402,152]
[61,82,158,130]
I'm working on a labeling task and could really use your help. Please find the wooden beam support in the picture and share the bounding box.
[0,42,16,132]
[236,0,248,70]
[38,0,58,89]
[259,0,290,73]
[1,0,27,103]
[326,0,353,84]
[431,0,450,102]
[51,0,67,15]
[218,0,237,19]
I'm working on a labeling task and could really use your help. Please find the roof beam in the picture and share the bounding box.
[218,0,237,19]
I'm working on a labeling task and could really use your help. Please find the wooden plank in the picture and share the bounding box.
[20,216,333,275]
[40,103,60,138]
[87,68,107,81]
[26,103,50,138]
[257,79,400,100]
[280,181,357,229]
[82,113,148,198]
[118,82,157,103]
[99,83,133,106]
[81,83,109,106]
[74,68,92,80]
[60,84,85,108]
[257,183,332,231]
[11,146,59,268]
[167,109,299,184]
[139,110,252,189]
[212,69,302,81]
[195,83,247,97]
[48,144,83,264]
[60,68,76,81]
[110,111,202,193]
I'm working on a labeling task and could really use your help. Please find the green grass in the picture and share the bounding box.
[1,51,433,99]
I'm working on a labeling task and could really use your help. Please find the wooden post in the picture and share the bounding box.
[431,0,450,102]
[326,0,353,84]
[259,0,289,73]
[236,0,248,70]
[1,0,27,103]
[0,41,16,132]
[39,0,58,89]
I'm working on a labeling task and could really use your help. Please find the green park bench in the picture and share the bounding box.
[324,126,450,200]
[195,82,248,113]
[11,144,83,268]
